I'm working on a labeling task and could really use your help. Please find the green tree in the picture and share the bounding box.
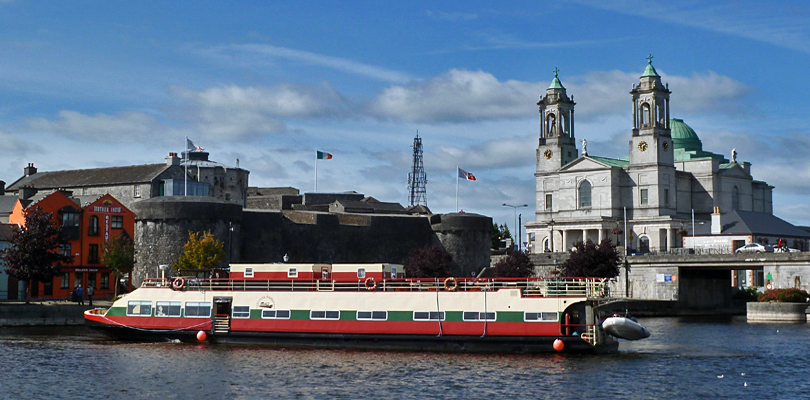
[2,207,73,302]
[173,231,225,271]
[404,245,453,278]
[493,249,535,277]
[491,223,512,250]
[101,234,135,297]
[560,239,621,278]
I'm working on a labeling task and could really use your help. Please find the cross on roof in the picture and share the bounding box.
[647,54,653,64]
[553,67,559,78]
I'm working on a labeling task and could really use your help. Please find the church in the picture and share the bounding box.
[525,57,776,254]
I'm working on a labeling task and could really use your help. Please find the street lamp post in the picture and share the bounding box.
[503,203,528,251]
[548,219,555,253]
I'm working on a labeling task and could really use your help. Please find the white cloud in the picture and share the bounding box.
[25,110,179,142]
[207,44,414,84]
[370,69,541,123]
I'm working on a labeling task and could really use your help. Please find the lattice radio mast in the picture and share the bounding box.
[407,132,427,207]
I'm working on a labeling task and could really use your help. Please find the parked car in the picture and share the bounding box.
[735,243,774,253]
[774,247,801,253]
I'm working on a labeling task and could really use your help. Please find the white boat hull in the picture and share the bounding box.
[602,317,650,340]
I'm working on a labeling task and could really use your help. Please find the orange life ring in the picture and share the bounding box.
[364,277,377,291]
[444,277,458,291]
[172,277,185,290]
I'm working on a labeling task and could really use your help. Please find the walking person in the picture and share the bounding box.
[76,286,84,305]
[87,286,94,307]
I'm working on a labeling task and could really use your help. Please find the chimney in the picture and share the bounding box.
[711,206,722,235]
[0,180,5,196]
[24,163,37,177]
[20,186,36,200]
[166,152,181,166]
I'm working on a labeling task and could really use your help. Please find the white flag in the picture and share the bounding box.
[187,138,204,152]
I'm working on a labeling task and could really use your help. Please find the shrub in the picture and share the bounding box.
[492,249,535,277]
[758,288,810,303]
[404,246,453,278]
[732,286,760,302]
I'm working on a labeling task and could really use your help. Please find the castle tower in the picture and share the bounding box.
[537,69,578,173]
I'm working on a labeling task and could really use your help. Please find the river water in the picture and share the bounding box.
[2,316,809,399]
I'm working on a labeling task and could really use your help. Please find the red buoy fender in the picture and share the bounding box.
[172,277,185,290]
[443,277,458,291]
[553,338,564,351]
[364,277,377,291]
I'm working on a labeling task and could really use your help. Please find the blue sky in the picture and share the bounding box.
[1,0,809,237]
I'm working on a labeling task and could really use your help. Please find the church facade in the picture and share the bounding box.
[525,58,774,254]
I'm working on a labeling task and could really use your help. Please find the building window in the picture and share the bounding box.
[288,268,298,278]
[88,244,99,264]
[101,273,109,289]
[89,216,99,236]
[155,301,182,317]
[111,216,123,229]
[640,189,648,205]
[61,212,80,227]
[732,186,740,211]
[244,267,253,278]
[60,272,69,289]
[578,180,592,208]
[232,306,251,319]
[664,189,670,206]
[59,243,71,257]
[261,309,291,319]
[74,273,83,289]
[545,194,552,211]
[134,185,141,198]
[88,272,96,289]
[640,236,650,253]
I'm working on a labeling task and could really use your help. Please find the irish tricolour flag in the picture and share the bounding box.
[317,151,333,159]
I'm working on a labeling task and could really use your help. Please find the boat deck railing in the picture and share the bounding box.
[141,277,610,298]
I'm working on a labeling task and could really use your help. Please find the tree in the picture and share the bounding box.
[493,249,535,277]
[173,231,225,271]
[2,207,73,302]
[404,245,453,278]
[559,239,621,278]
[102,234,135,297]
[491,223,512,250]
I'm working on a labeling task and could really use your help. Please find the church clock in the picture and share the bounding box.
[544,149,553,159]
[638,141,648,152]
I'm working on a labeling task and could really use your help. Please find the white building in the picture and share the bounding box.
[525,58,774,254]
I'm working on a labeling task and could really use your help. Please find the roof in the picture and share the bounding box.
[670,118,702,151]
[589,156,629,168]
[6,163,172,191]
[0,196,19,214]
[641,56,660,77]
[695,210,810,238]
[548,69,565,89]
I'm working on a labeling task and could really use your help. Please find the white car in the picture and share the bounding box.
[735,243,774,253]
[774,247,801,253]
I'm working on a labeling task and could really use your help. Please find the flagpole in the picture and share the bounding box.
[315,157,318,193]
[184,136,188,196]
[456,166,459,212]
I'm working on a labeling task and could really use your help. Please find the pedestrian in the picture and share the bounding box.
[87,286,94,307]
[76,286,84,305]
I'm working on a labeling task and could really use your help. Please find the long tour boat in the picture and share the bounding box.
[85,263,620,353]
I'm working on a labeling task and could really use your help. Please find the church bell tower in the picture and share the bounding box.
[629,55,674,167]
[537,68,578,173]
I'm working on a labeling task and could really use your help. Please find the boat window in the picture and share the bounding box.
[244,267,254,278]
[357,268,365,279]
[261,309,291,319]
[390,266,397,278]
[357,311,388,320]
[185,301,212,318]
[310,310,340,320]
[288,268,298,278]
[524,312,559,322]
[155,301,181,317]
[126,301,152,316]
[232,306,251,319]
[413,311,445,321]
[463,311,496,321]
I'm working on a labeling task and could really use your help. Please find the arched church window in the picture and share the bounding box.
[578,180,592,208]
[560,113,567,136]
[640,103,651,127]
[732,186,740,211]
[547,114,556,136]
[639,236,650,253]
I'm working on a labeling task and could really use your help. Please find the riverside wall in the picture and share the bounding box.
[0,304,91,326]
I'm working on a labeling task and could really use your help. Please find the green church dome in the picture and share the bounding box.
[670,118,702,152]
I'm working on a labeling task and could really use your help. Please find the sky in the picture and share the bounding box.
[1,0,809,240]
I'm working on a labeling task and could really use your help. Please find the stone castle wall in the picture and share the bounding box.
[131,198,492,286]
